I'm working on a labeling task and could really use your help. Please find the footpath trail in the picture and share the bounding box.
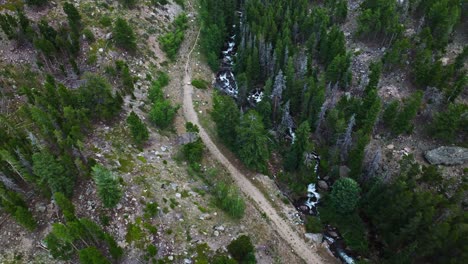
[181,28,326,264]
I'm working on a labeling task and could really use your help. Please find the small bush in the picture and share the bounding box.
[149,100,179,129]
[82,28,95,42]
[127,111,149,146]
[305,216,323,233]
[99,16,112,27]
[191,79,209,89]
[125,223,144,243]
[143,202,159,218]
[14,207,37,231]
[227,235,256,263]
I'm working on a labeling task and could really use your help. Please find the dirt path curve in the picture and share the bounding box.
[181,28,326,264]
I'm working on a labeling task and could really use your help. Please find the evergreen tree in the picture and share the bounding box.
[91,165,122,208]
[119,0,137,8]
[126,111,149,146]
[32,151,75,197]
[236,111,270,173]
[113,18,137,52]
[149,100,179,129]
[78,74,122,119]
[431,103,468,142]
[54,192,76,222]
[330,177,361,214]
[63,2,82,34]
[227,235,256,263]
[211,92,240,149]
[392,91,423,135]
[284,121,313,171]
[79,247,111,264]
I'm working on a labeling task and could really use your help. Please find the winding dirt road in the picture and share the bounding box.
[181,29,326,264]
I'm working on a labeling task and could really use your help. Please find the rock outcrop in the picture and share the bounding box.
[424,146,468,165]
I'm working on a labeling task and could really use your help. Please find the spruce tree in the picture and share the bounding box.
[113,18,136,52]
[126,111,149,146]
[91,165,122,208]
[236,111,270,173]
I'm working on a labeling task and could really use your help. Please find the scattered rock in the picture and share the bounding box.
[199,213,211,220]
[386,144,394,150]
[177,133,199,145]
[98,48,104,53]
[105,33,113,40]
[317,180,328,191]
[214,225,225,232]
[213,230,220,237]
[305,233,323,244]
[425,146,468,166]
[175,193,182,198]
[328,231,339,238]
[184,259,192,264]
[116,203,122,210]
[168,255,174,261]
[36,203,46,213]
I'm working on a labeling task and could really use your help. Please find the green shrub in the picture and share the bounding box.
[99,16,112,27]
[82,28,95,42]
[159,13,187,60]
[127,111,149,146]
[113,18,137,51]
[227,235,256,263]
[149,100,179,129]
[125,222,144,243]
[191,79,209,89]
[14,207,37,231]
[213,182,245,219]
[78,247,111,264]
[305,216,323,233]
[151,0,168,5]
[182,139,204,164]
[143,202,159,218]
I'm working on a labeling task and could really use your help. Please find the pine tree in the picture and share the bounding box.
[91,165,122,208]
[32,151,75,197]
[149,100,179,129]
[392,91,423,135]
[54,192,76,222]
[126,111,149,146]
[113,18,136,52]
[63,2,81,34]
[330,177,361,214]
[211,92,240,149]
[79,247,111,264]
[236,111,270,173]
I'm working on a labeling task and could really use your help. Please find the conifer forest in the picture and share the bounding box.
[0,0,466,263]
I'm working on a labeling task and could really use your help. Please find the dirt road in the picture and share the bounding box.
[181,29,327,264]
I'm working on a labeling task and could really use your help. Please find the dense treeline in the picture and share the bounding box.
[203,0,467,263]
[198,0,238,70]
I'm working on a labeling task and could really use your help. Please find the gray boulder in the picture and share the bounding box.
[425,146,468,165]
[305,233,323,244]
[317,180,329,191]
[177,132,199,145]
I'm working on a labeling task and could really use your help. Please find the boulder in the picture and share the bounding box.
[305,233,323,244]
[36,203,46,213]
[424,146,468,165]
[317,180,328,191]
[177,132,199,145]
[339,166,350,178]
